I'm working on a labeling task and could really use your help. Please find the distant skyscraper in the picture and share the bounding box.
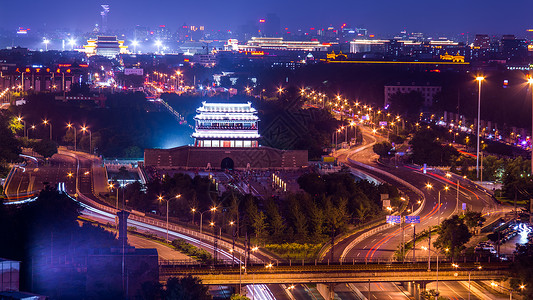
[100,5,110,33]
[501,35,528,62]
[473,34,490,49]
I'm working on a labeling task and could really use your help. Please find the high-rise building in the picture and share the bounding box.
[472,34,490,49]
[501,35,528,62]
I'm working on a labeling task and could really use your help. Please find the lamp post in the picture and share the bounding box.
[66,123,77,151]
[230,221,236,266]
[81,126,92,154]
[421,246,448,299]
[17,116,26,138]
[131,40,139,53]
[475,76,484,180]
[467,266,483,300]
[490,281,525,300]
[191,208,196,225]
[43,38,50,51]
[68,38,76,50]
[199,207,217,234]
[158,194,182,241]
[29,125,36,139]
[155,40,162,53]
[42,119,52,140]
[527,77,533,175]
[425,184,449,274]
[109,182,119,209]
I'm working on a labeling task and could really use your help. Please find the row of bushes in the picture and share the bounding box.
[265,243,322,260]
[171,239,213,264]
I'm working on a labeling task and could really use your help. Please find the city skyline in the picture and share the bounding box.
[1,0,533,36]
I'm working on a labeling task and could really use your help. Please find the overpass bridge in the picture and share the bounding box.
[160,262,511,284]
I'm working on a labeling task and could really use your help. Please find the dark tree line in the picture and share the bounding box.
[125,171,400,246]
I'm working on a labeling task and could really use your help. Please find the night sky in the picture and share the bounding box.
[2,0,532,36]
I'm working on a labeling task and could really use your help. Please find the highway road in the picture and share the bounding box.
[328,127,498,263]
[5,150,283,300]
[320,126,506,299]
[4,140,510,300]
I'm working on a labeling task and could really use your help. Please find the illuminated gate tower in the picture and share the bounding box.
[192,102,260,147]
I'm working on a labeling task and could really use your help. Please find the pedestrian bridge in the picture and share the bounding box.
[160,262,510,284]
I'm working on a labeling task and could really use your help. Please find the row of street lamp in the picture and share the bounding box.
[474,75,533,179]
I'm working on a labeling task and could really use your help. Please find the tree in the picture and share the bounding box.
[287,194,309,242]
[230,294,250,300]
[355,202,372,224]
[409,129,459,166]
[164,276,211,300]
[373,141,394,157]
[388,90,424,118]
[245,198,267,243]
[433,215,471,258]
[297,173,326,196]
[307,198,326,241]
[33,139,58,158]
[462,211,485,233]
[0,114,22,176]
[511,243,533,299]
[8,116,23,135]
[123,146,143,158]
[265,199,285,243]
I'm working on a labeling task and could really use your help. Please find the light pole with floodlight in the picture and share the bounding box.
[527,77,533,175]
[66,123,77,151]
[475,76,484,179]
[158,194,182,241]
[43,119,52,140]
[81,126,92,154]
[199,207,217,234]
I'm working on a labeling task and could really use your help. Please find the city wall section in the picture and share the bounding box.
[144,146,307,170]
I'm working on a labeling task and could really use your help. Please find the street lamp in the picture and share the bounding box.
[81,126,92,154]
[43,38,50,51]
[230,220,236,266]
[466,265,482,300]
[66,123,77,151]
[490,281,525,300]
[199,206,217,234]
[131,40,139,53]
[17,116,26,138]
[155,40,162,53]
[43,119,52,140]
[191,208,196,225]
[29,125,36,139]
[475,76,484,180]
[158,194,182,241]
[425,184,449,273]
[277,86,284,96]
[528,77,533,176]
[68,38,76,50]
[421,246,448,299]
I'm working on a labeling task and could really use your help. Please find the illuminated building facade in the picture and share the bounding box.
[81,36,128,58]
[192,102,260,147]
[225,37,330,52]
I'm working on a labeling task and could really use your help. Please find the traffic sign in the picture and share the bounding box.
[405,215,420,224]
[386,215,401,224]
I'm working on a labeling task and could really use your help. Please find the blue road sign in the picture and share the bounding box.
[405,215,420,224]
[462,202,467,210]
[386,215,401,224]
